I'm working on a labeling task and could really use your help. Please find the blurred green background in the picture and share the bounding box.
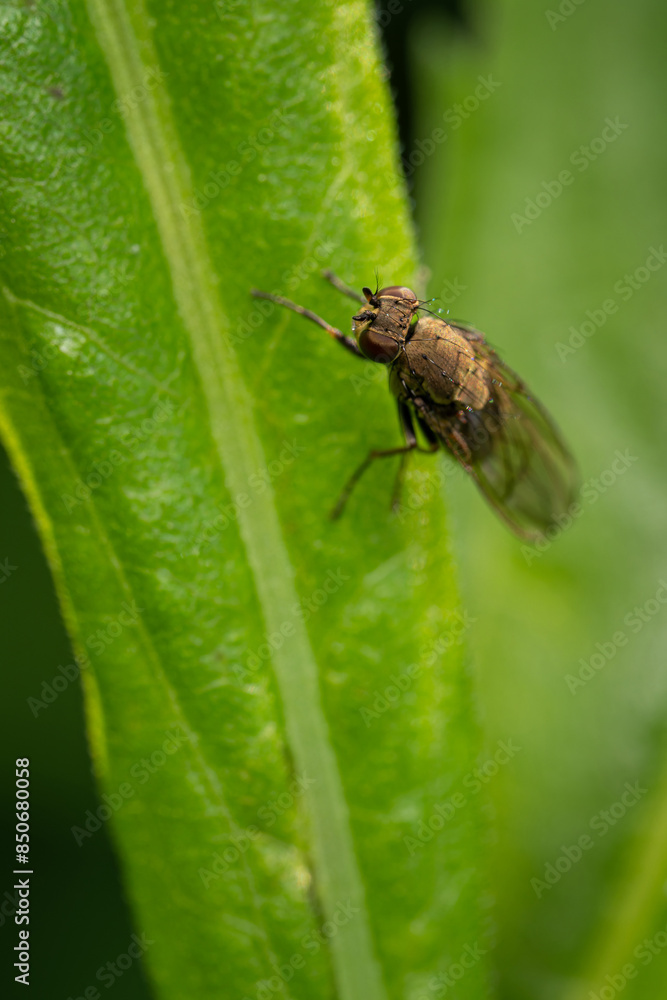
[2,0,666,998]
[407,1,667,999]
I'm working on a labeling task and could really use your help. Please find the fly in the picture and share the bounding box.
[251,271,578,541]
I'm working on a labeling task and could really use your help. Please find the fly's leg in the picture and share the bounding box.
[439,423,473,469]
[415,413,441,454]
[331,402,438,519]
[390,452,410,512]
[330,444,416,521]
[449,426,472,463]
[250,289,363,358]
[389,403,419,513]
[391,408,439,511]
[321,270,366,305]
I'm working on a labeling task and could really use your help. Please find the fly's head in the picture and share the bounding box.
[352,285,419,364]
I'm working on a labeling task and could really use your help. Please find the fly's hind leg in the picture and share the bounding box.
[331,402,437,520]
[331,403,418,520]
[390,451,410,513]
[390,410,439,512]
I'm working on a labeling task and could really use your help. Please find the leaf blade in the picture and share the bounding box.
[0,2,492,997]
[85,1,387,994]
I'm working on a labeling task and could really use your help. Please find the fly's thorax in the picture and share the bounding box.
[400,317,491,408]
[352,286,419,364]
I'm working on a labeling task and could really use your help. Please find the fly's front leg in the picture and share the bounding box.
[250,288,363,359]
[321,270,366,305]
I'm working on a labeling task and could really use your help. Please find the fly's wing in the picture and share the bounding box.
[436,332,579,541]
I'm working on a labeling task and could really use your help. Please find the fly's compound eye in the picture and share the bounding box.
[358,328,400,364]
[377,285,418,302]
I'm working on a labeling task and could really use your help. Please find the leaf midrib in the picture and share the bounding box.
[84,2,387,998]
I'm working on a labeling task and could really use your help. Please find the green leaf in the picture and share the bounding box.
[0,2,491,998]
